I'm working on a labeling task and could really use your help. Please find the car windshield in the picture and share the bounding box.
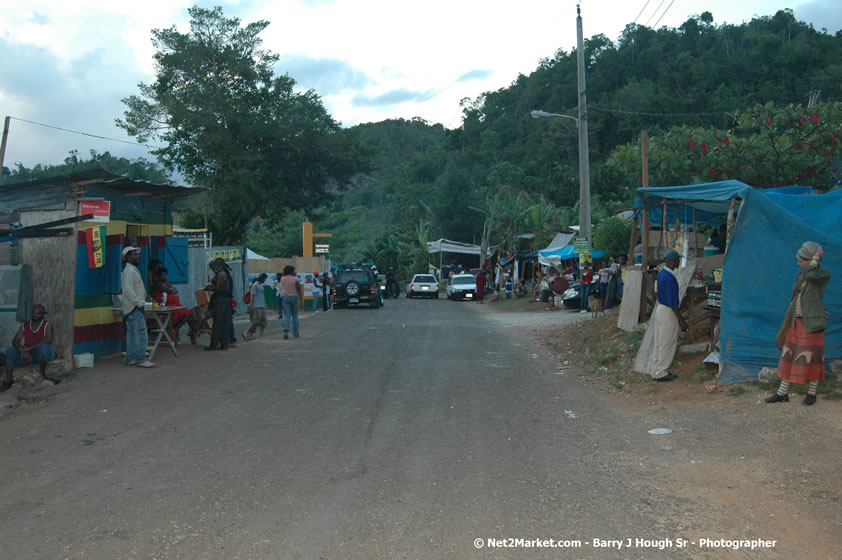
[338,271,371,283]
[414,275,436,283]
[453,276,474,285]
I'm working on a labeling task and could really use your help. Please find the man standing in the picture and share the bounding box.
[311,271,321,313]
[207,258,233,350]
[244,273,268,341]
[0,304,58,390]
[652,250,688,382]
[121,247,155,368]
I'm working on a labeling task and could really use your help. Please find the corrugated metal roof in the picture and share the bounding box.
[0,169,200,201]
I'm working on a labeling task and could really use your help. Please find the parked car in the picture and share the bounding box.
[407,274,439,299]
[333,269,381,309]
[446,274,477,300]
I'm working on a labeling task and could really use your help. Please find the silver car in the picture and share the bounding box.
[446,274,477,300]
[407,274,439,299]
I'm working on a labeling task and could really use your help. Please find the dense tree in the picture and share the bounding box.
[117,6,365,243]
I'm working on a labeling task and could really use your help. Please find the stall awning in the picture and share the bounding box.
[636,180,813,225]
[538,245,606,266]
[427,239,483,255]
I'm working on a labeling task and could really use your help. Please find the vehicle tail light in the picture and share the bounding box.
[436,284,439,290]
[370,288,375,294]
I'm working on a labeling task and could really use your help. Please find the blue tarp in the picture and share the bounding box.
[719,188,842,384]
[538,245,606,261]
[637,180,814,226]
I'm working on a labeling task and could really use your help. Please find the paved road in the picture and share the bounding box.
[0,298,825,559]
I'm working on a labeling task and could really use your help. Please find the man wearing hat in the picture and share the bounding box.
[0,304,58,391]
[121,247,155,368]
[652,250,688,382]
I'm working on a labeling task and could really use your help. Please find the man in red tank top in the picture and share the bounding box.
[1,304,57,391]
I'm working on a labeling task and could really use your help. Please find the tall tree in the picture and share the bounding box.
[117,6,364,243]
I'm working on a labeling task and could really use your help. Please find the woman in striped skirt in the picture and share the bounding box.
[766,241,831,406]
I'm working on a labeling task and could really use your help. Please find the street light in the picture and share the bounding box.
[529,7,592,257]
[531,108,592,255]
[530,110,578,126]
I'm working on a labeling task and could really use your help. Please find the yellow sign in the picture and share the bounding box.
[212,249,243,263]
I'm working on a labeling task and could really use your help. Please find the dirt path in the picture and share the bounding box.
[481,301,842,558]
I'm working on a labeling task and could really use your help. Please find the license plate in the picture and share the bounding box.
[465,293,473,298]
[422,286,429,290]
[349,298,359,303]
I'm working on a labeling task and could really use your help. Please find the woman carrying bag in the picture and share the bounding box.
[766,241,831,406]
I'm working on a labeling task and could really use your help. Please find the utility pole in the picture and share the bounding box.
[0,116,10,182]
[576,5,592,255]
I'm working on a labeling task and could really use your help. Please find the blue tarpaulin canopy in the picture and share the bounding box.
[636,181,839,384]
[636,180,814,226]
[538,245,606,261]
[718,187,842,384]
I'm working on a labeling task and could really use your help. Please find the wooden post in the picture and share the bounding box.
[0,116,10,180]
[640,204,650,323]
[628,212,638,265]
[692,208,697,256]
[661,199,668,254]
[639,130,650,324]
[641,130,649,189]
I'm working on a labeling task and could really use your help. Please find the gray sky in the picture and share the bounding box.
[0,0,839,173]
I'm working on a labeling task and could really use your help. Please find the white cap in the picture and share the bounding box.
[122,246,140,258]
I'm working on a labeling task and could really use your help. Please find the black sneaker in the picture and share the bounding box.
[764,393,789,403]
[802,394,817,406]
[655,373,677,382]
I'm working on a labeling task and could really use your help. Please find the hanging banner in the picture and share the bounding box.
[86,226,106,268]
[79,200,111,223]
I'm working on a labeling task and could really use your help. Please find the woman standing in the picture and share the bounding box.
[766,242,831,406]
[281,265,304,339]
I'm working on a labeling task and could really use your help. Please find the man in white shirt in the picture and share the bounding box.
[121,247,155,368]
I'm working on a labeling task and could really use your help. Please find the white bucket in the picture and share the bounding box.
[73,353,94,368]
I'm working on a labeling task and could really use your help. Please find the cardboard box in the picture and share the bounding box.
[195,289,211,306]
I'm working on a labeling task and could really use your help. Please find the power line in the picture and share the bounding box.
[633,0,651,24]
[8,116,163,150]
[652,0,676,28]
[644,0,667,27]
[589,105,730,117]
[420,69,483,103]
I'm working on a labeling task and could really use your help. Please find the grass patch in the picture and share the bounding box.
[727,385,747,397]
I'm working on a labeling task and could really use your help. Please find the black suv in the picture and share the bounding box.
[333,269,382,309]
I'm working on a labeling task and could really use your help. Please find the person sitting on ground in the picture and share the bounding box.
[152,267,191,344]
[1,304,58,391]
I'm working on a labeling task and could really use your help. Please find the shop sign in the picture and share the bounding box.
[315,243,330,254]
[79,200,111,223]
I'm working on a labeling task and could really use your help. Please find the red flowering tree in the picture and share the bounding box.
[608,102,842,190]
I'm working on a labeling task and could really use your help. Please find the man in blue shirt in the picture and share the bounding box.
[652,250,689,382]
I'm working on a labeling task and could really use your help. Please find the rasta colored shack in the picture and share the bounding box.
[0,170,198,369]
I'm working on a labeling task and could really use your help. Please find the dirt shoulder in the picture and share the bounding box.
[481,296,842,558]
